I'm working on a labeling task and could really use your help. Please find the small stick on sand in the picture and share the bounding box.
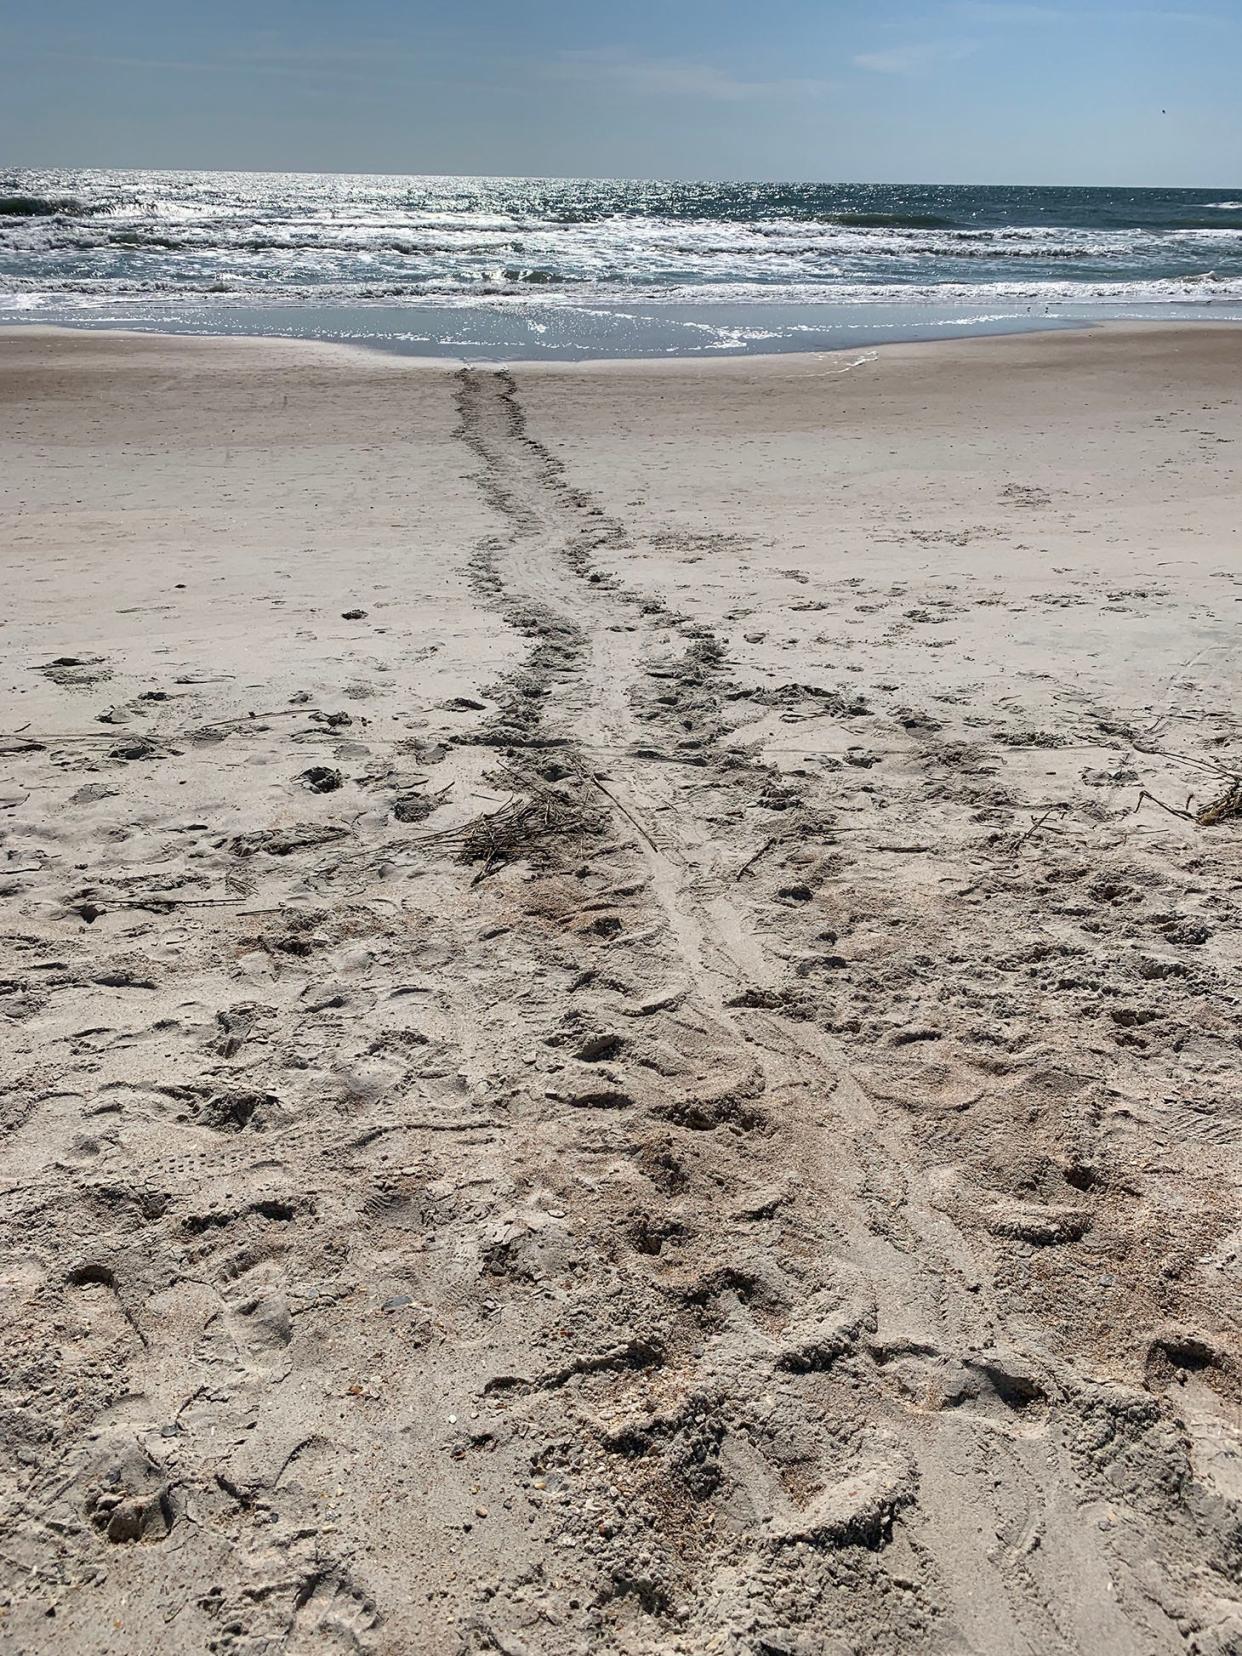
[734,836,779,879]
[589,773,662,854]
[1015,803,1071,848]
[1130,789,1194,822]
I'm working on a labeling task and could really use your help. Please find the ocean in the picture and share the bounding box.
[3,168,1241,359]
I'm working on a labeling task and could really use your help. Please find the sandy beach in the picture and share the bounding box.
[1,323,1240,1653]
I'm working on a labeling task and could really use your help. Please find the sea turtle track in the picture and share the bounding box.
[445,368,1224,1654]
[1,352,1232,1656]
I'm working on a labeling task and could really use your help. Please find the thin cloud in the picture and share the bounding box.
[853,41,977,75]
[552,49,833,102]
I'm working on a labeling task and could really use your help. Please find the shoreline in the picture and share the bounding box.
[3,296,1242,365]
[7,312,1242,375]
[2,323,1239,1654]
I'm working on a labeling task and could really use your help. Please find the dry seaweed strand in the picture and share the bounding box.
[1015,803,1071,848]
[1195,779,1242,826]
[1130,775,1242,827]
[419,765,598,883]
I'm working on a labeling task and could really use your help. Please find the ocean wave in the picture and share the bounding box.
[9,218,1232,271]
[7,270,1242,312]
[0,194,96,218]
[3,169,1242,317]
[821,211,953,229]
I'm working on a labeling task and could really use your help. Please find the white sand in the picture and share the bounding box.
[1,323,1239,1654]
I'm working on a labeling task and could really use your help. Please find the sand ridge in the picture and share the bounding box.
[0,325,1240,1653]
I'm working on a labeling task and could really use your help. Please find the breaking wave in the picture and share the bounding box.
[3,169,1241,332]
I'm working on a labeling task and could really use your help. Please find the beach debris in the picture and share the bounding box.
[392,790,439,823]
[193,1088,281,1132]
[110,737,162,761]
[419,767,598,882]
[1196,779,1242,826]
[1015,803,1071,848]
[299,765,343,794]
[34,655,112,687]
[734,836,781,880]
[341,608,368,620]
[895,707,942,732]
[229,824,349,857]
[1159,920,1211,945]
[1131,776,1242,827]
[214,1005,265,1058]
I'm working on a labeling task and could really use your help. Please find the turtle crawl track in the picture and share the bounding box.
[442,368,1238,1656]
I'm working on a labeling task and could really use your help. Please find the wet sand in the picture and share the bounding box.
[1,323,1240,1654]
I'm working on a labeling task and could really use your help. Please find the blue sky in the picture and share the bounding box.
[3,0,1240,183]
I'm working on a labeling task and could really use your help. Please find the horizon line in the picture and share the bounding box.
[5,162,1240,192]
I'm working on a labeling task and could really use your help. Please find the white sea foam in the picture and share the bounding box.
[4,168,1242,349]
